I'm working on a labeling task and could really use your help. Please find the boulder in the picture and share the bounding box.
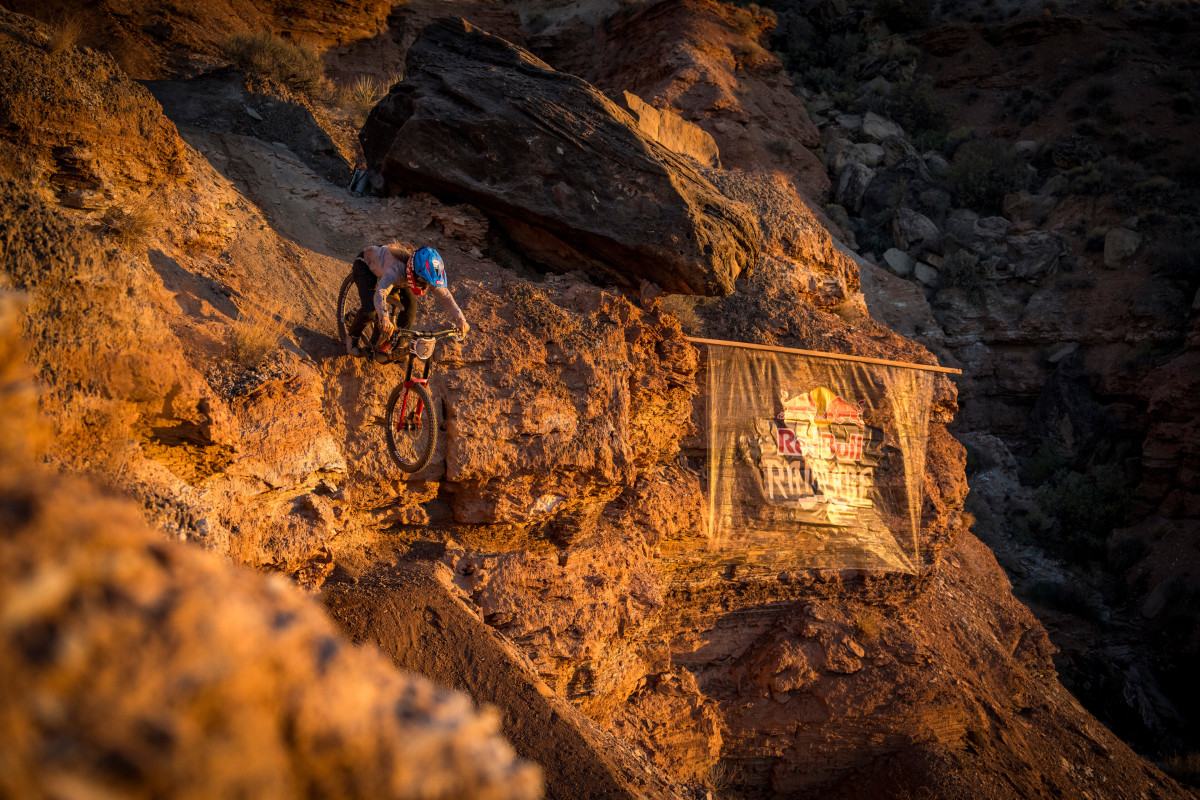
[1104,227,1142,268]
[834,162,874,214]
[362,18,760,296]
[883,247,915,277]
[616,90,721,168]
[862,111,905,142]
[1004,230,1069,278]
[831,141,886,173]
[892,207,942,254]
[1002,190,1058,226]
[946,213,1012,258]
[914,262,939,285]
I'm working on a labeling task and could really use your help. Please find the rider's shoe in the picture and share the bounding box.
[345,335,361,357]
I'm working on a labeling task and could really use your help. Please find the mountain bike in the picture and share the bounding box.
[337,273,459,472]
[382,327,460,473]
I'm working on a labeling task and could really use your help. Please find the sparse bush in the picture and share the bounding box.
[99,202,156,248]
[227,303,290,368]
[660,295,705,335]
[1085,227,1108,252]
[46,13,84,55]
[767,136,794,157]
[1029,465,1134,560]
[347,75,384,108]
[1020,441,1067,486]
[938,251,986,303]
[223,32,327,98]
[873,0,932,32]
[338,75,387,126]
[1149,223,1200,282]
[881,74,952,150]
[1162,752,1200,788]
[855,609,882,641]
[944,138,1033,213]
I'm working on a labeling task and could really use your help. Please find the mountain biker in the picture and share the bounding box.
[344,243,470,358]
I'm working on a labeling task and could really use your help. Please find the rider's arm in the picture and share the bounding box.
[430,286,469,338]
[374,263,406,330]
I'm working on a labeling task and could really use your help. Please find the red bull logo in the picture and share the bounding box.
[778,387,866,427]
[776,426,864,462]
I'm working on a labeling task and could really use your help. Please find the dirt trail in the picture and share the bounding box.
[323,564,687,800]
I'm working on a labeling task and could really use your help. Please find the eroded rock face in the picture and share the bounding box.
[0,303,541,800]
[362,17,760,296]
[441,279,699,524]
[0,9,190,207]
[537,0,829,200]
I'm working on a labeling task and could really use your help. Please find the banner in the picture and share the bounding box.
[706,343,935,573]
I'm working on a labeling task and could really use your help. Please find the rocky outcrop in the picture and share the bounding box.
[146,70,351,184]
[0,301,540,800]
[324,0,526,85]
[615,90,721,168]
[536,0,830,200]
[4,0,393,79]
[0,9,190,206]
[362,18,759,296]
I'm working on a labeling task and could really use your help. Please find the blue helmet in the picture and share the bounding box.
[406,246,448,295]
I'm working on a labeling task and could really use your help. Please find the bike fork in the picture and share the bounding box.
[397,356,430,430]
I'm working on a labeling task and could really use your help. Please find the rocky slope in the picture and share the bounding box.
[764,0,1200,770]
[1,2,1197,799]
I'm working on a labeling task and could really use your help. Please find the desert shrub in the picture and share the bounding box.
[46,13,84,55]
[1028,465,1134,560]
[660,295,704,335]
[337,74,387,126]
[881,74,952,150]
[227,303,290,368]
[1163,752,1200,788]
[873,0,932,31]
[223,32,327,98]
[1092,41,1127,72]
[767,136,794,156]
[1019,441,1067,486]
[854,609,882,641]
[937,251,986,303]
[944,138,1033,213]
[1149,223,1200,282]
[99,202,156,249]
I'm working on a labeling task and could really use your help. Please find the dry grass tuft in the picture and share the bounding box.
[337,74,392,127]
[1163,752,1200,787]
[46,13,85,56]
[227,302,291,369]
[99,201,157,248]
[223,32,327,98]
[660,294,705,335]
[855,609,882,641]
[348,75,384,107]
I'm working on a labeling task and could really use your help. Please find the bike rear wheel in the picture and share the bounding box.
[385,382,437,472]
[337,272,380,349]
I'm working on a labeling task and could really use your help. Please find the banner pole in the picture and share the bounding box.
[684,336,962,375]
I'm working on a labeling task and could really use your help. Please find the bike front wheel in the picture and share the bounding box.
[385,382,437,472]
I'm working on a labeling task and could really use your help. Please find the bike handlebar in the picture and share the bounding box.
[395,328,461,339]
